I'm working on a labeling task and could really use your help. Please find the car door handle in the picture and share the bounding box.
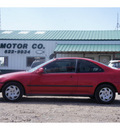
[70,75,72,78]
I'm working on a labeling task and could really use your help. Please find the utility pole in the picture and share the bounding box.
[116,13,120,30]
[0,8,1,30]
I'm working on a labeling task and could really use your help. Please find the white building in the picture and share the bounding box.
[0,30,120,74]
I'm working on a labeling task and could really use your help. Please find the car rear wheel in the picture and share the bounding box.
[2,82,23,102]
[95,84,115,104]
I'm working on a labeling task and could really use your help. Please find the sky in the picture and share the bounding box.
[0,1,120,31]
[1,7,120,31]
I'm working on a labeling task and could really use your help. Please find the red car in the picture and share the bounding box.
[0,57,120,104]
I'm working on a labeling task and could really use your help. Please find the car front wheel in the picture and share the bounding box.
[2,82,23,102]
[95,84,115,104]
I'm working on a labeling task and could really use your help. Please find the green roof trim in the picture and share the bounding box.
[0,30,120,40]
[54,44,120,52]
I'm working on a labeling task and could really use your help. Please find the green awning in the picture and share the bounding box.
[54,44,120,53]
[0,30,120,40]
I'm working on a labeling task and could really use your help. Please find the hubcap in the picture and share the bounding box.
[99,87,113,102]
[5,85,20,100]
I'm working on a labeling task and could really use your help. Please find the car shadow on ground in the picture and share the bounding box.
[0,96,120,107]
[10,96,120,107]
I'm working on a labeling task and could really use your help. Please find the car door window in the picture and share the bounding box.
[77,60,104,73]
[43,59,76,73]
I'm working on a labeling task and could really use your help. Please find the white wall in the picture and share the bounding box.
[0,40,56,70]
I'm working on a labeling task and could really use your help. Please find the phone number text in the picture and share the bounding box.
[4,50,31,54]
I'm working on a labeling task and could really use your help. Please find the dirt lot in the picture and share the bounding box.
[0,93,120,123]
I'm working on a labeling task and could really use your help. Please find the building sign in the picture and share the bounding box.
[0,43,45,54]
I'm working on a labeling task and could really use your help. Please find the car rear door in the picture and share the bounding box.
[76,59,104,95]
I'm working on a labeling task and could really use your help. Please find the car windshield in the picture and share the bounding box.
[112,62,120,68]
[28,59,55,72]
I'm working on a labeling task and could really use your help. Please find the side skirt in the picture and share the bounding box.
[26,93,93,97]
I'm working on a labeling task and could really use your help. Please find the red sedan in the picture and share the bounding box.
[0,57,120,104]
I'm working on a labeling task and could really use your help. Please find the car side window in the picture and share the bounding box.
[77,60,104,73]
[43,59,76,73]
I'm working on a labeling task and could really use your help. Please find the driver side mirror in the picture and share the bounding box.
[36,68,44,74]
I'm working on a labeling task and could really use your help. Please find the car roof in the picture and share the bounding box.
[55,57,91,60]
[55,57,98,64]
[109,60,120,63]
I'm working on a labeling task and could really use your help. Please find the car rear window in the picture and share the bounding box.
[77,60,104,73]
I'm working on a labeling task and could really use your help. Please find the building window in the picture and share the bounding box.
[27,57,45,67]
[0,57,8,67]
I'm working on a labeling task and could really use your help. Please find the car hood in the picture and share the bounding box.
[0,71,31,83]
[0,71,26,77]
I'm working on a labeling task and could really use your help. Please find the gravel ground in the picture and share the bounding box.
[0,93,120,123]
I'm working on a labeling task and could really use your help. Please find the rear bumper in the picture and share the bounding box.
[0,82,4,91]
[114,82,120,94]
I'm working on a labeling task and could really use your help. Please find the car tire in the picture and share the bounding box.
[2,82,24,102]
[89,96,95,100]
[95,84,115,104]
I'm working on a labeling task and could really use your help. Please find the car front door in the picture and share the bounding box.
[29,59,78,95]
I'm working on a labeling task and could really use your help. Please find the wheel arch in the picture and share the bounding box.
[94,82,117,95]
[1,80,26,95]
